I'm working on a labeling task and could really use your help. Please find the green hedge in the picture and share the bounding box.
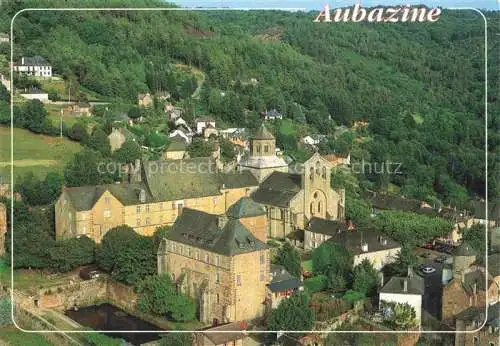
[303,275,328,293]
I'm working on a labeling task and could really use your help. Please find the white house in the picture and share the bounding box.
[300,135,326,146]
[14,56,52,77]
[327,229,401,271]
[379,270,424,325]
[195,117,216,134]
[0,33,9,44]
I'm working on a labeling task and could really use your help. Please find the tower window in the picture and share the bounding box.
[322,167,327,179]
[256,145,261,153]
[264,145,269,153]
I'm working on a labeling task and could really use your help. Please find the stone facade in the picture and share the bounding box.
[159,240,269,325]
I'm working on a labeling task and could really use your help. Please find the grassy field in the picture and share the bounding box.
[0,326,53,346]
[38,79,103,102]
[0,126,82,182]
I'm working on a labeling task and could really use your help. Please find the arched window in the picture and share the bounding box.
[310,202,314,215]
[310,167,314,181]
[264,145,269,153]
[256,145,261,153]
[318,202,322,214]
[315,161,321,175]
[322,167,327,179]
[314,192,318,199]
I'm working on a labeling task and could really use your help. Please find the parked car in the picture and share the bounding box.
[435,255,448,263]
[421,265,436,274]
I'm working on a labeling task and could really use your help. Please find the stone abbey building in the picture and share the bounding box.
[55,158,258,242]
[157,200,269,324]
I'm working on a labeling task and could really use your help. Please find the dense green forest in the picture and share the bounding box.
[0,0,498,208]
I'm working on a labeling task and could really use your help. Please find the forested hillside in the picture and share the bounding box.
[1,0,498,208]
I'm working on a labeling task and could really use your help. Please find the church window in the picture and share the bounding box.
[318,202,322,214]
[314,192,318,199]
[310,167,314,181]
[310,203,314,215]
[322,167,327,179]
[264,145,269,153]
[256,145,261,153]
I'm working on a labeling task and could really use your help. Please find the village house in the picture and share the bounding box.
[164,102,182,121]
[300,135,326,147]
[14,56,52,77]
[0,33,9,44]
[366,192,437,217]
[162,139,187,160]
[267,264,303,309]
[72,101,92,116]
[379,268,425,324]
[454,302,499,346]
[437,208,474,245]
[137,92,153,107]
[323,152,351,166]
[325,229,400,270]
[55,158,259,243]
[193,321,250,346]
[195,117,216,134]
[304,217,347,251]
[441,243,499,327]
[169,128,192,145]
[203,123,219,139]
[157,205,269,325]
[107,127,138,152]
[260,109,283,120]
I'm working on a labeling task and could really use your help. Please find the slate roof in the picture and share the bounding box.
[63,183,151,211]
[439,208,471,223]
[308,217,347,236]
[19,55,50,66]
[380,275,424,295]
[200,322,248,344]
[452,241,477,257]
[462,269,489,293]
[64,159,258,210]
[267,264,302,293]
[251,171,302,207]
[142,158,258,201]
[165,139,186,152]
[455,303,500,327]
[227,197,266,219]
[165,208,267,256]
[253,124,274,140]
[327,230,400,256]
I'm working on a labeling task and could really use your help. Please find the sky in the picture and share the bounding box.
[172,0,499,11]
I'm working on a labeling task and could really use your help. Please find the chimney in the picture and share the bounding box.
[131,159,141,183]
[403,279,408,292]
[218,214,228,229]
[378,272,384,288]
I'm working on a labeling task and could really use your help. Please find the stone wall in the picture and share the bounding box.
[38,278,108,310]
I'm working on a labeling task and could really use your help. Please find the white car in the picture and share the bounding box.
[421,265,436,274]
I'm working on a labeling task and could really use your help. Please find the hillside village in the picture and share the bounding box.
[0,4,499,346]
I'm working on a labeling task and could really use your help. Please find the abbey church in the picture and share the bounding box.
[242,124,345,239]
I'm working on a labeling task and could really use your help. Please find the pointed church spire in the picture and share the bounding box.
[253,123,275,140]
